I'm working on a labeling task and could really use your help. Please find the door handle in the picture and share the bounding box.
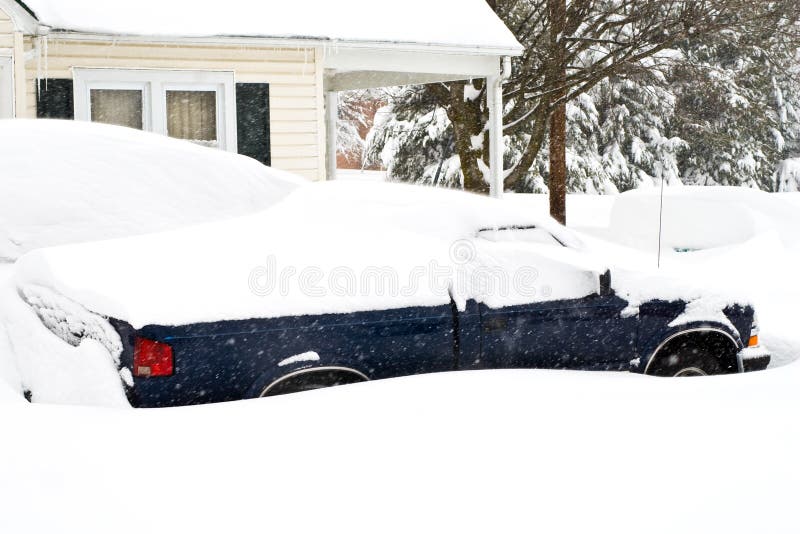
[483,316,509,332]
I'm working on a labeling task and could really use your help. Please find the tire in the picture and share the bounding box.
[647,346,723,377]
[260,368,367,397]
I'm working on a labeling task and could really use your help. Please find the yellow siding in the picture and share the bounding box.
[0,8,15,49]
[24,38,324,180]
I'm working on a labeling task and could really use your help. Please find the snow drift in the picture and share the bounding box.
[0,364,799,534]
[608,186,800,252]
[0,120,304,262]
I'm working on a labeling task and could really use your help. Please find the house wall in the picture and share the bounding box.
[21,37,325,181]
[0,7,17,119]
[0,7,14,48]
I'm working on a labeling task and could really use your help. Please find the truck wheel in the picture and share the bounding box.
[260,368,368,397]
[647,347,722,377]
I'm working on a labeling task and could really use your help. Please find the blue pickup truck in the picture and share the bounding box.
[109,283,767,408]
[17,182,770,407]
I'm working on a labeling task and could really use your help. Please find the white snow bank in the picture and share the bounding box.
[13,181,591,328]
[0,265,23,399]
[608,186,800,252]
[0,365,799,533]
[21,0,523,52]
[0,120,303,262]
[0,277,130,407]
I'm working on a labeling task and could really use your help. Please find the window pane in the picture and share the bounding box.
[90,89,143,130]
[166,90,217,146]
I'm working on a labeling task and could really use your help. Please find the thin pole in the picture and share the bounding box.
[325,91,338,181]
[657,176,665,268]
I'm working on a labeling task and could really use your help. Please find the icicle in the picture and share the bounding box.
[36,37,42,94]
[43,35,49,88]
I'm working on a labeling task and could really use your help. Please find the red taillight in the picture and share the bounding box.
[133,337,174,377]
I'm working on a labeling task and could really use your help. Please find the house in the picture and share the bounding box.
[0,0,522,194]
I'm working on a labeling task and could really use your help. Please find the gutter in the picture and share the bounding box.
[40,30,525,58]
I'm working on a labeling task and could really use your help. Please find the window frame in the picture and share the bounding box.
[73,68,237,152]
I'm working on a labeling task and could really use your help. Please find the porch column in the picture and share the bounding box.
[325,91,338,180]
[487,75,504,198]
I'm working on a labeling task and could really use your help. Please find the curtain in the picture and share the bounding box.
[166,90,217,146]
[90,89,143,130]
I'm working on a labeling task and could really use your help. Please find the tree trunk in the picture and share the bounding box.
[447,81,489,194]
[548,0,568,225]
[549,103,567,224]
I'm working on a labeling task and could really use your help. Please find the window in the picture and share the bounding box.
[166,90,217,146]
[90,89,144,130]
[73,69,237,152]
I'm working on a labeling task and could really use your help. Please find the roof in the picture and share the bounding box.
[17,0,524,55]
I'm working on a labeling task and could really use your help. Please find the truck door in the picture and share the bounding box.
[470,228,637,370]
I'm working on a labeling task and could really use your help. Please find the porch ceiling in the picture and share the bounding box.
[323,47,507,92]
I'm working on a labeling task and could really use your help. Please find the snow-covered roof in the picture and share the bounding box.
[18,0,524,55]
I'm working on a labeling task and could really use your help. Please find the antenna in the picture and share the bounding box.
[657,176,665,269]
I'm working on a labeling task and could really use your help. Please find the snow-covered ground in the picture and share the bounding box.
[1,165,798,531]
[0,363,798,533]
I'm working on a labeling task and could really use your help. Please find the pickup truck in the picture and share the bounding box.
[15,182,770,407]
[107,277,767,407]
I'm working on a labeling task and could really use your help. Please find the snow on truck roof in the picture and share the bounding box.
[19,0,524,54]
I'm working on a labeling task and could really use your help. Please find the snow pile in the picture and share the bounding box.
[20,284,123,357]
[0,275,129,407]
[20,0,523,52]
[0,365,799,533]
[0,120,303,262]
[607,186,800,252]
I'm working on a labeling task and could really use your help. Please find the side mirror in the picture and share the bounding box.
[599,270,613,297]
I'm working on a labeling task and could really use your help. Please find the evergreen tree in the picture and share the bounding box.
[363,0,800,209]
[671,27,800,190]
